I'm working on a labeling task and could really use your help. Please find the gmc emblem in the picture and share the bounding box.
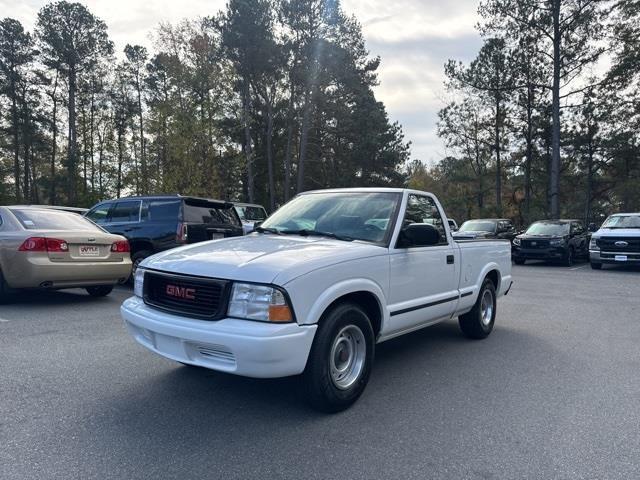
[166,284,196,300]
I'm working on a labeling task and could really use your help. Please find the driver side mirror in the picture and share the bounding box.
[251,221,263,232]
[397,223,440,248]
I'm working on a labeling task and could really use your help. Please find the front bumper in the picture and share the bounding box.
[121,296,317,378]
[512,247,566,261]
[590,250,640,265]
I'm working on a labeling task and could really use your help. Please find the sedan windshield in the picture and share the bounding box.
[261,192,401,244]
[459,220,496,233]
[602,215,640,229]
[526,222,569,236]
[11,208,102,231]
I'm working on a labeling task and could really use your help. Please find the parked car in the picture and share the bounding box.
[121,188,513,412]
[86,195,244,274]
[453,218,517,241]
[512,219,589,266]
[11,205,89,215]
[589,213,640,269]
[234,202,268,234]
[0,206,132,302]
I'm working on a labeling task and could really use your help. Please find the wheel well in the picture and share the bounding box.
[129,240,153,255]
[323,291,383,338]
[485,269,500,291]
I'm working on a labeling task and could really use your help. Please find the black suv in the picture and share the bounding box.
[512,219,589,266]
[86,195,244,271]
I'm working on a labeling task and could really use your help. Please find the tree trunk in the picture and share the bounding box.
[136,76,146,194]
[524,84,534,224]
[117,129,123,198]
[550,0,562,219]
[283,74,296,201]
[10,80,21,203]
[90,83,96,197]
[584,139,594,224]
[68,65,78,205]
[297,89,312,193]
[50,71,59,205]
[494,92,502,216]
[242,78,254,203]
[265,93,276,212]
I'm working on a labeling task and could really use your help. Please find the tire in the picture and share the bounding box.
[459,278,496,339]
[0,269,10,304]
[86,285,114,297]
[563,247,574,267]
[303,302,375,413]
[590,262,602,270]
[514,258,526,265]
[129,250,152,283]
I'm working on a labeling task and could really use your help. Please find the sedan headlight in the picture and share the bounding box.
[589,237,598,249]
[512,238,521,246]
[134,268,145,298]
[228,283,294,323]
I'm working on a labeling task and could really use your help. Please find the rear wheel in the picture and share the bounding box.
[303,302,375,413]
[86,285,114,297]
[129,250,153,283]
[590,262,602,270]
[0,269,10,304]
[459,278,496,339]
[563,247,575,267]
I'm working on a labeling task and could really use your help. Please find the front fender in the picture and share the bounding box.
[287,277,388,328]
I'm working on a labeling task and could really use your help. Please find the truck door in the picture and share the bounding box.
[386,194,460,336]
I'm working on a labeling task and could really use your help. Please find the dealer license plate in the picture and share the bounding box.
[79,245,100,257]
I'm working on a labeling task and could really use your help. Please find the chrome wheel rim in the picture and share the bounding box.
[481,289,494,326]
[329,325,366,390]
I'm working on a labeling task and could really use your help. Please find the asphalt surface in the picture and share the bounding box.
[1,262,639,480]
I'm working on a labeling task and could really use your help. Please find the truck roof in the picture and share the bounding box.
[302,187,424,195]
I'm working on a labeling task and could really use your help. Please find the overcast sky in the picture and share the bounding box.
[4,0,483,164]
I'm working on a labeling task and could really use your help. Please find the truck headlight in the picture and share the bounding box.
[513,238,521,246]
[134,268,145,298]
[549,239,564,246]
[589,238,598,249]
[228,283,294,323]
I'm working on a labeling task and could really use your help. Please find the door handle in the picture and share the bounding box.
[447,255,455,264]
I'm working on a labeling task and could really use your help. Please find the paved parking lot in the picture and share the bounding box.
[1,263,639,480]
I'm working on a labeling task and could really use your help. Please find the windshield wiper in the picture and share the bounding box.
[280,229,354,242]
[254,226,282,235]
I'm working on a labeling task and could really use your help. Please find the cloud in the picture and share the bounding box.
[1,0,483,165]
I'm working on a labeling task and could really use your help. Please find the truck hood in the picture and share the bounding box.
[140,234,386,285]
[594,228,640,237]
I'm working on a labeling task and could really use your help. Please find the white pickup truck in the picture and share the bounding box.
[121,188,512,411]
[589,213,640,269]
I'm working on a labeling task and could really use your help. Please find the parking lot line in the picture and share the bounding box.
[570,264,588,271]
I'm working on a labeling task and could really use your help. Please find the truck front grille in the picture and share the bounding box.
[597,237,640,253]
[521,239,550,249]
[143,271,229,320]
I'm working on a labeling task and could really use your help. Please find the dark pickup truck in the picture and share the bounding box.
[86,195,244,273]
[512,219,589,266]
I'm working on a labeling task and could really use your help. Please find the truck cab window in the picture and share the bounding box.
[403,194,448,245]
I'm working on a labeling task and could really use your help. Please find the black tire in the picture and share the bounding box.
[563,247,574,267]
[0,269,10,304]
[590,262,602,270]
[129,250,153,283]
[514,258,526,265]
[459,278,496,339]
[303,302,375,413]
[86,285,114,297]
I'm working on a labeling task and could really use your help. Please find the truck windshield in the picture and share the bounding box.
[602,215,640,229]
[261,192,401,244]
[526,222,569,236]
[459,220,496,233]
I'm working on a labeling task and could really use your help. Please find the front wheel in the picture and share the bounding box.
[459,279,496,339]
[303,302,375,413]
[86,285,114,297]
